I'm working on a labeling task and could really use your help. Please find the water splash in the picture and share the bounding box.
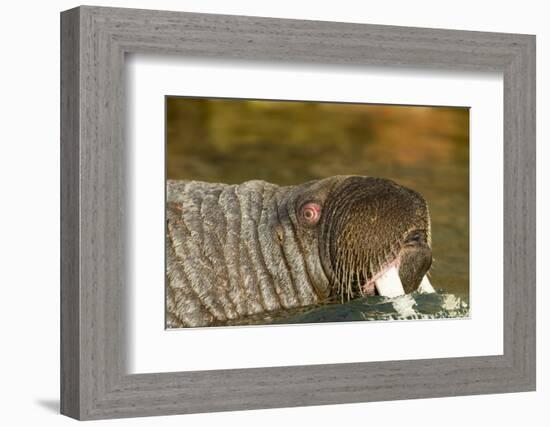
[279,288,469,324]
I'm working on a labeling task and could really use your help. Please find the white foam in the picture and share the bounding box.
[391,294,417,318]
[441,294,462,311]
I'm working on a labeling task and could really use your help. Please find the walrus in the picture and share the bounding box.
[166,175,435,328]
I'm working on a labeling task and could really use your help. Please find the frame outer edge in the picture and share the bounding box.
[527,35,536,390]
[502,34,536,391]
[60,6,81,420]
[517,34,536,389]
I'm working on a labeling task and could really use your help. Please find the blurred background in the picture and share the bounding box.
[166,97,469,301]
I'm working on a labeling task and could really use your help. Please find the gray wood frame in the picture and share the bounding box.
[60,5,536,420]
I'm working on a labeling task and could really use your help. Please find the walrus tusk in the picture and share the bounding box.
[418,275,436,293]
[375,266,405,298]
[375,270,435,298]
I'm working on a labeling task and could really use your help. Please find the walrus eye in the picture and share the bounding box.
[301,202,321,225]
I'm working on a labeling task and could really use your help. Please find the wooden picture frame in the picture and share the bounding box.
[60,5,536,420]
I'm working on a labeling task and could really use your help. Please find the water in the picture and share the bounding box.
[279,289,469,325]
[167,98,470,323]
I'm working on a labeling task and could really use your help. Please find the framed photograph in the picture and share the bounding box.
[164,97,469,329]
[60,6,536,420]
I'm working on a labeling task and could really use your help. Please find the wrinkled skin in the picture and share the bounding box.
[166,176,432,328]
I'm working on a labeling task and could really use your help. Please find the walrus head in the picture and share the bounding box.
[287,175,432,302]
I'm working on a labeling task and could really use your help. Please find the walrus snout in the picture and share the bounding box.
[399,230,432,292]
[319,176,433,301]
